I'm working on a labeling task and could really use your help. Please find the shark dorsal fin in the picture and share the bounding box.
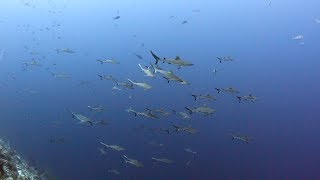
[175,56,181,60]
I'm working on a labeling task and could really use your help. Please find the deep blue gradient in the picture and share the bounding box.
[1,0,320,179]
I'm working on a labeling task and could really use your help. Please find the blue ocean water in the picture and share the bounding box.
[1,0,320,179]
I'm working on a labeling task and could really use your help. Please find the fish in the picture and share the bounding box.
[183,127,199,134]
[97,59,119,64]
[215,87,240,94]
[173,125,198,134]
[148,141,164,147]
[191,94,216,101]
[185,105,216,115]
[98,148,107,155]
[138,64,155,77]
[133,53,143,59]
[178,111,191,119]
[100,142,126,151]
[229,132,252,144]
[108,169,120,175]
[55,48,75,54]
[67,109,93,125]
[147,108,171,117]
[151,64,170,75]
[87,105,104,112]
[237,94,258,103]
[184,148,197,155]
[126,107,138,116]
[97,74,117,82]
[162,71,190,85]
[181,20,188,24]
[49,137,65,144]
[212,68,222,75]
[140,109,160,119]
[51,73,71,79]
[112,86,122,91]
[113,16,120,20]
[152,157,174,164]
[127,79,152,90]
[114,80,134,89]
[150,51,194,69]
[292,35,303,40]
[216,56,235,63]
[123,155,144,167]
[22,59,41,66]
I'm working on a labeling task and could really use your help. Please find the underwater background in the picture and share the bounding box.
[1,0,320,179]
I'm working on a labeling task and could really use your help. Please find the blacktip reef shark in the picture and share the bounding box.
[127,79,152,90]
[150,51,194,69]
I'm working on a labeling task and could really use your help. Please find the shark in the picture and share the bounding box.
[138,64,155,77]
[127,79,152,90]
[150,51,193,69]
[67,109,93,125]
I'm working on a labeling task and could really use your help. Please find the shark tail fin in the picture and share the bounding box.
[185,107,193,114]
[215,88,221,93]
[191,95,197,101]
[150,51,160,64]
[237,96,242,103]
[98,75,103,80]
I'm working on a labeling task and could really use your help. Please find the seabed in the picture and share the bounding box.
[0,139,40,180]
